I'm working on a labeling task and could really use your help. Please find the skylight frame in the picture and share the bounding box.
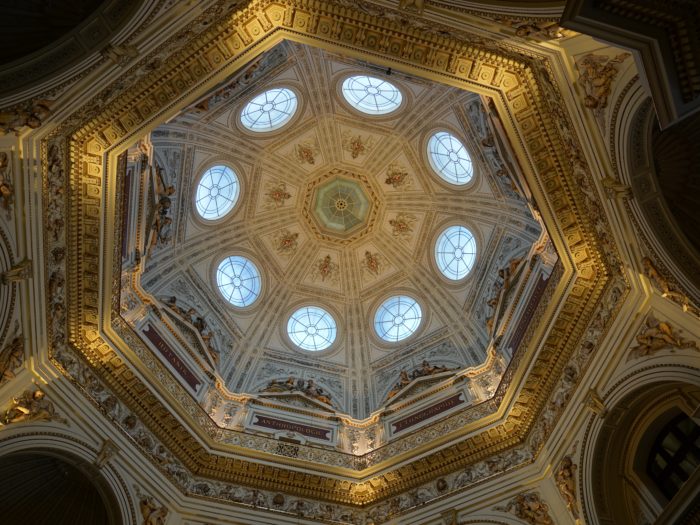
[216,255,262,308]
[427,131,474,185]
[434,225,477,280]
[374,295,423,343]
[341,75,403,115]
[194,164,240,220]
[240,87,298,132]
[287,306,338,352]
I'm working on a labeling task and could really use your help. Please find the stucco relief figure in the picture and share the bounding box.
[630,316,698,358]
[148,166,175,252]
[0,258,32,285]
[386,370,412,400]
[0,99,51,135]
[499,492,554,525]
[576,53,630,112]
[641,257,696,313]
[398,0,425,14]
[139,496,169,525]
[386,361,458,400]
[555,456,579,519]
[262,377,333,406]
[1,388,65,425]
[601,176,632,200]
[0,151,13,211]
[0,334,23,385]
[496,17,567,39]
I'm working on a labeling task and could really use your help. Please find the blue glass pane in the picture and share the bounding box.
[435,225,476,280]
[374,296,422,342]
[287,306,337,351]
[241,88,297,131]
[428,131,473,185]
[341,75,402,115]
[195,165,240,220]
[216,256,261,307]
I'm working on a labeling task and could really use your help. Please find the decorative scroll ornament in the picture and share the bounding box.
[629,316,698,359]
[362,250,383,277]
[0,388,66,425]
[555,456,580,520]
[312,254,339,283]
[497,492,554,525]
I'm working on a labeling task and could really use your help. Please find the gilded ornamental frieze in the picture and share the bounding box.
[41,0,626,519]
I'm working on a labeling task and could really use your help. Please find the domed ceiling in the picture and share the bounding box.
[132,41,545,419]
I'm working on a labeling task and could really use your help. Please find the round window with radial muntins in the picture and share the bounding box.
[427,131,473,185]
[287,306,337,351]
[435,225,476,280]
[374,296,422,342]
[240,87,298,131]
[216,256,261,308]
[341,75,402,115]
[195,165,240,220]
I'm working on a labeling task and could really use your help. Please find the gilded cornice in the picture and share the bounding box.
[42,0,625,516]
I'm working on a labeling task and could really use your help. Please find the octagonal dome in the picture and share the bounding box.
[130,41,548,422]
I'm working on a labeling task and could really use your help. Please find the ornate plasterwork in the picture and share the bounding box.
[40,0,627,519]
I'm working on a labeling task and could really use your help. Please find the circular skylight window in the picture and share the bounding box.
[240,88,298,131]
[195,165,240,220]
[216,256,261,308]
[435,225,477,280]
[374,296,422,342]
[287,306,337,351]
[341,75,402,115]
[427,131,473,185]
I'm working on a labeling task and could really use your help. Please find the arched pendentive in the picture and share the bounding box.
[619,91,700,300]
[0,450,122,525]
[586,379,700,525]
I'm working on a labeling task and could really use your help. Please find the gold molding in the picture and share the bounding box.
[44,0,622,510]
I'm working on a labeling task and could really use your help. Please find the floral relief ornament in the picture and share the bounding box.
[293,140,319,165]
[264,180,292,209]
[389,212,416,240]
[362,250,383,277]
[342,130,374,159]
[273,229,299,256]
[312,254,339,284]
[384,162,411,189]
